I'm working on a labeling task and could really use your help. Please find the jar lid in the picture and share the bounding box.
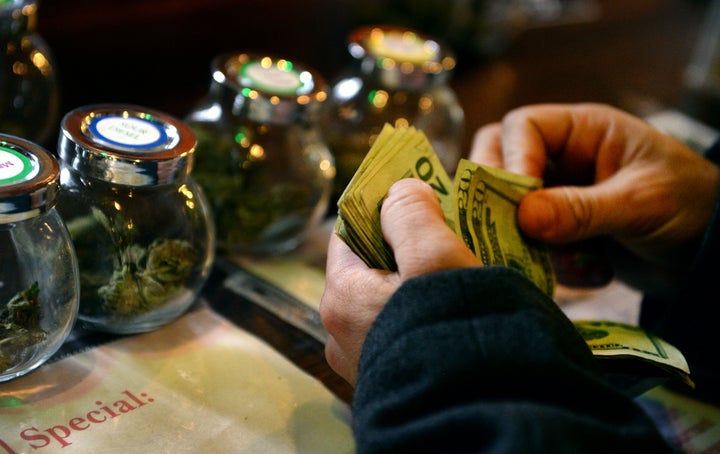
[212,53,327,124]
[0,134,59,223]
[347,25,456,90]
[58,104,197,186]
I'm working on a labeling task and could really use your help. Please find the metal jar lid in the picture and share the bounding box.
[58,104,196,186]
[347,25,457,90]
[0,133,59,223]
[210,52,327,124]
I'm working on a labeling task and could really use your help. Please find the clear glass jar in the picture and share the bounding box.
[185,52,335,256]
[0,0,60,148]
[0,134,79,382]
[55,104,216,334]
[319,25,465,202]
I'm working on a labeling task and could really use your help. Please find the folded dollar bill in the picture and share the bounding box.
[575,320,693,387]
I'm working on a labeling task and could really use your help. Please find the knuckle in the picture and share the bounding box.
[562,186,596,237]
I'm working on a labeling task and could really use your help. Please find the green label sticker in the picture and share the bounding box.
[240,61,304,96]
[0,145,34,185]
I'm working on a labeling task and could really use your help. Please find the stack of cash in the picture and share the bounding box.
[336,123,554,296]
[336,124,454,271]
[334,123,691,387]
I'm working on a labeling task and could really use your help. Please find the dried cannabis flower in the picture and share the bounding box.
[68,207,199,319]
[98,239,197,317]
[0,282,47,372]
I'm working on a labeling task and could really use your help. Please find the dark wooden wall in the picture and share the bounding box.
[35,0,711,154]
[37,0,355,118]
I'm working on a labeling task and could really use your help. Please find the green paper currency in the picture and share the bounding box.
[336,124,454,271]
[575,319,693,387]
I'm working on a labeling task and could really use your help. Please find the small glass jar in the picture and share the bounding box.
[0,134,79,382]
[0,0,60,148]
[319,25,465,202]
[185,52,335,255]
[55,104,215,334]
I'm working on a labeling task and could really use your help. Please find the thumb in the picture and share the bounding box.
[381,179,481,279]
[518,178,632,243]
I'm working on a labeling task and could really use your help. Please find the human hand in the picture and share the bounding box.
[320,178,481,386]
[470,103,720,295]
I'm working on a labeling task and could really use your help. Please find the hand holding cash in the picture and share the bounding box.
[333,123,691,387]
[335,123,555,296]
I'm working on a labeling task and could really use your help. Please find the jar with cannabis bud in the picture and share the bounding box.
[0,134,79,382]
[185,52,335,255]
[55,104,215,334]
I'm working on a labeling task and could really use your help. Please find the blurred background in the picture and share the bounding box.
[26,0,719,153]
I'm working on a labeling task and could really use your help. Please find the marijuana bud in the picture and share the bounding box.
[4,282,41,330]
[98,239,198,317]
[0,282,47,373]
[145,238,196,284]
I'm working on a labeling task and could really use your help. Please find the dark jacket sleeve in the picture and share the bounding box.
[639,141,720,406]
[352,266,673,453]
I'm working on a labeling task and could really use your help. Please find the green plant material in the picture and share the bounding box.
[191,124,315,247]
[68,208,198,319]
[98,239,197,317]
[0,282,47,373]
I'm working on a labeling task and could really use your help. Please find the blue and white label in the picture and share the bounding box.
[89,115,168,151]
[0,146,34,185]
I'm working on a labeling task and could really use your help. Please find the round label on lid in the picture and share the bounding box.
[367,29,439,64]
[240,61,305,96]
[88,115,168,152]
[0,145,35,185]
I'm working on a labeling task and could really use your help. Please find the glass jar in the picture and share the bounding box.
[0,0,60,148]
[0,134,79,382]
[319,25,465,202]
[185,52,335,256]
[55,104,215,334]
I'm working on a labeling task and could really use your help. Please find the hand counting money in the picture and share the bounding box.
[333,123,693,388]
[336,123,555,296]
